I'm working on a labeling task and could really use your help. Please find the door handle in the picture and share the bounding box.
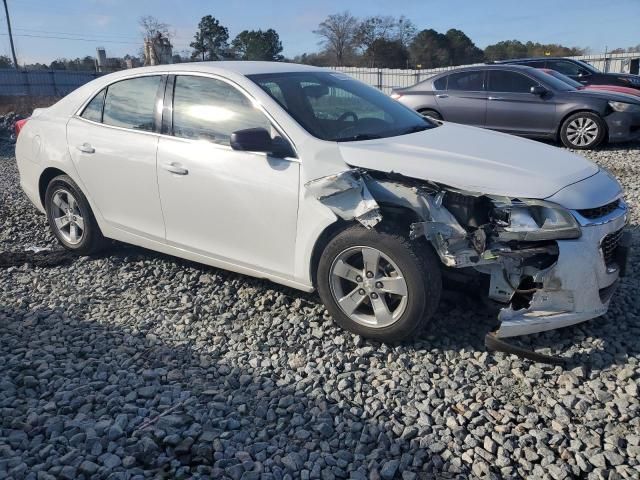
[77,143,95,154]
[488,96,503,101]
[436,94,449,98]
[163,162,189,175]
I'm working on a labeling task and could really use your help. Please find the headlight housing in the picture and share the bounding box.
[609,101,640,113]
[494,199,581,241]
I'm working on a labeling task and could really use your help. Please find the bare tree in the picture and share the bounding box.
[313,11,359,65]
[139,16,173,65]
[354,16,397,51]
[395,15,417,47]
[354,16,398,66]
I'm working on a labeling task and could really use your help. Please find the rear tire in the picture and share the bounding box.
[560,112,606,149]
[317,224,442,343]
[418,109,443,120]
[45,175,107,255]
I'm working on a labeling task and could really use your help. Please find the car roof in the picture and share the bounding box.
[430,64,539,75]
[106,61,328,77]
[493,57,577,63]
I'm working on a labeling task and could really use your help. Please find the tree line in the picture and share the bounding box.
[303,12,586,68]
[2,11,638,72]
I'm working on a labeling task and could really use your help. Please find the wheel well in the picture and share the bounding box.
[557,109,606,140]
[417,107,441,116]
[309,205,421,286]
[38,167,66,206]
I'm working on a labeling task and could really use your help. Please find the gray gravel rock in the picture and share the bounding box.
[1,143,640,478]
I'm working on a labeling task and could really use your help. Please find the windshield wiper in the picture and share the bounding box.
[335,133,383,142]
[400,124,432,135]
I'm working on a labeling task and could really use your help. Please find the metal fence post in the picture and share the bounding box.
[22,69,30,96]
[50,70,57,97]
[377,69,382,91]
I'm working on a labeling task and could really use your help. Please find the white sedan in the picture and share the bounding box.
[16,62,629,342]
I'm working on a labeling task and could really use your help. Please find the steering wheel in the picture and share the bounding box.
[337,111,358,123]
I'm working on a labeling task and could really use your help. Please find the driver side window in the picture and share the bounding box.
[172,75,272,145]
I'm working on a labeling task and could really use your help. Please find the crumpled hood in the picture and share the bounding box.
[338,122,599,200]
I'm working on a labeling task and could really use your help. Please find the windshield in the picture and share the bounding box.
[544,70,583,89]
[532,69,578,91]
[248,71,436,142]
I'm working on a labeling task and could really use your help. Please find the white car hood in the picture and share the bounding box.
[338,122,599,200]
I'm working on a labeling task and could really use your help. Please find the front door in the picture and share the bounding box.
[485,70,555,136]
[156,74,300,276]
[67,75,165,239]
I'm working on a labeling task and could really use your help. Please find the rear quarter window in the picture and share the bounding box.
[433,76,447,90]
[81,89,106,123]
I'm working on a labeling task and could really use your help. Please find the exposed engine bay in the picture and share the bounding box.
[305,168,629,347]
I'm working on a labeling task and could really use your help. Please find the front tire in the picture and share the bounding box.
[418,109,443,120]
[317,225,442,342]
[560,112,606,149]
[45,174,107,255]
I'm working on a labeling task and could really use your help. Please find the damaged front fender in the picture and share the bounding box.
[304,170,382,229]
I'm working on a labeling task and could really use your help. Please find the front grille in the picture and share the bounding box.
[601,228,624,266]
[577,199,620,219]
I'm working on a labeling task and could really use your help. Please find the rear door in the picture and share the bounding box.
[67,75,166,239]
[435,70,487,126]
[485,70,555,136]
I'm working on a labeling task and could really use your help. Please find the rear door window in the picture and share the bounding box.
[488,70,538,93]
[446,71,484,91]
[102,76,162,131]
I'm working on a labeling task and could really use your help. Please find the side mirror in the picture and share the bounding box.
[230,128,294,158]
[530,85,547,96]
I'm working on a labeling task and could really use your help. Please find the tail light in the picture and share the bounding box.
[15,118,28,138]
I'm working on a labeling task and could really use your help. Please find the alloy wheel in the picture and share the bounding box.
[566,117,599,147]
[51,189,85,245]
[329,246,409,328]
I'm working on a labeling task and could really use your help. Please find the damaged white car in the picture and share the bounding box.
[16,62,630,342]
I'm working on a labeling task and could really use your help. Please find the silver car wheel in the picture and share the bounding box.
[51,189,85,245]
[566,117,599,147]
[329,246,409,328]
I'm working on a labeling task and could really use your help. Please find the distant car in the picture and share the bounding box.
[497,57,640,90]
[391,64,640,149]
[538,68,640,98]
[14,62,630,342]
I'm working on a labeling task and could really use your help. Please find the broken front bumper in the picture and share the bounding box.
[496,202,629,338]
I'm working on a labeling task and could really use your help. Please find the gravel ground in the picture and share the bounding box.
[1,140,640,480]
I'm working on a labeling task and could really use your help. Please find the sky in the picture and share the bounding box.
[1,0,639,65]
